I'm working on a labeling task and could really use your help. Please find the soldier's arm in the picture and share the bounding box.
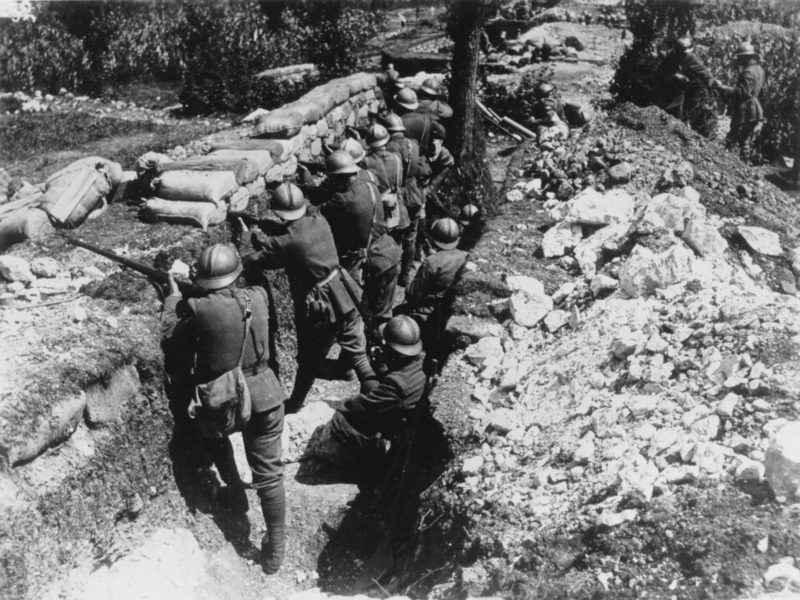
[242,231,287,271]
[429,146,455,189]
[405,259,431,303]
[343,376,403,415]
[734,70,757,99]
[683,54,712,84]
[161,295,194,344]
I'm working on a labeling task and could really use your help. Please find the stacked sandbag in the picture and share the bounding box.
[141,197,227,231]
[247,72,383,174]
[40,163,114,229]
[48,156,124,188]
[0,208,53,250]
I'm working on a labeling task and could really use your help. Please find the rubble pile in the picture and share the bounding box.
[423,101,800,597]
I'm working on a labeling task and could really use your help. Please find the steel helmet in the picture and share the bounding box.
[383,112,405,133]
[459,204,480,224]
[395,88,419,110]
[326,150,359,176]
[675,37,694,54]
[270,182,307,220]
[431,217,460,250]
[735,40,758,58]
[193,243,242,290]
[383,315,422,356]
[420,77,442,98]
[366,123,390,148]
[534,82,554,98]
[341,138,366,163]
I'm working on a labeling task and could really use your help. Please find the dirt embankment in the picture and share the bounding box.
[398,99,800,599]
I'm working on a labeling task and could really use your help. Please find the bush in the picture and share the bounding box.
[611,0,800,161]
[0,0,385,114]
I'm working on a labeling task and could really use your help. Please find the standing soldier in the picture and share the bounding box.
[161,243,287,574]
[417,77,454,123]
[394,88,447,159]
[658,37,713,122]
[363,123,409,237]
[340,137,381,188]
[299,152,401,332]
[402,218,467,369]
[384,113,427,287]
[242,183,378,414]
[712,41,766,161]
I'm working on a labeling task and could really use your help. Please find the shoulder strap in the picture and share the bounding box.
[237,291,252,368]
[366,183,378,249]
[388,152,403,189]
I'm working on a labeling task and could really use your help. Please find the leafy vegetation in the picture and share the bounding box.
[0,0,385,114]
[610,0,799,162]
[481,65,556,125]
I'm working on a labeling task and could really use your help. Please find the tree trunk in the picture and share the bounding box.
[447,0,490,165]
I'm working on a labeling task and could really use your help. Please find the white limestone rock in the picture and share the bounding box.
[566,188,635,226]
[619,243,697,298]
[765,421,800,500]
[738,225,782,256]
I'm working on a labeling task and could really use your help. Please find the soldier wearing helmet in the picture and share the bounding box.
[162,242,288,574]
[527,81,569,142]
[402,218,467,367]
[242,183,378,416]
[394,88,447,159]
[298,151,401,332]
[385,112,428,287]
[658,36,713,121]
[711,41,765,160]
[327,314,427,467]
[417,77,454,122]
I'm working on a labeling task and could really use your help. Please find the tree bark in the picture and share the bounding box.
[446,0,491,165]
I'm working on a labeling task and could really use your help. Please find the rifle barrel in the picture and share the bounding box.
[60,234,195,295]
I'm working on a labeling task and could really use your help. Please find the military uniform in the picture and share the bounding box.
[659,50,712,121]
[404,248,466,364]
[364,147,410,231]
[161,285,287,570]
[531,97,569,142]
[329,353,426,453]
[387,133,427,286]
[307,176,401,329]
[417,98,454,122]
[242,210,376,410]
[718,61,765,159]
[398,108,446,158]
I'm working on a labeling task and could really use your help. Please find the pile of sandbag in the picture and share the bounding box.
[136,147,274,230]
[0,156,124,250]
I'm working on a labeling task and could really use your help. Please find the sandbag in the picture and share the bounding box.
[252,110,304,139]
[136,152,172,177]
[152,170,238,205]
[47,156,124,188]
[206,149,273,176]
[0,208,53,250]
[210,139,288,162]
[157,157,260,186]
[338,76,365,96]
[41,167,111,229]
[302,90,336,115]
[228,187,250,212]
[319,83,351,105]
[283,101,324,124]
[142,197,227,231]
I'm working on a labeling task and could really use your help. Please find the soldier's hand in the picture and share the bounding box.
[166,272,181,297]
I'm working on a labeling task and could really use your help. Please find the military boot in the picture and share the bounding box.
[284,364,316,414]
[259,486,286,575]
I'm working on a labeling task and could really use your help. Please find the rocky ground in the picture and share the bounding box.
[4,2,800,599]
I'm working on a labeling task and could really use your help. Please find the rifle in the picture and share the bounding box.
[60,234,197,297]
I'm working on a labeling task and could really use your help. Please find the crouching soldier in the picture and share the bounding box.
[161,243,287,574]
[328,315,426,470]
[242,183,378,413]
[402,218,467,369]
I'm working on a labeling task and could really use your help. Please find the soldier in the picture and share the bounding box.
[328,315,426,466]
[658,37,713,121]
[242,183,378,414]
[402,218,467,368]
[417,77,454,123]
[299,152,401,331]
[340,137,380,188]
[712,41,766,161]
[161,243,287,574]
[384,112,427,287]
[363,123,409,235]
[528,82,569,143]
[394,88,447,159]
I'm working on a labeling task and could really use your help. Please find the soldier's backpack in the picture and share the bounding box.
[190,292,253,439]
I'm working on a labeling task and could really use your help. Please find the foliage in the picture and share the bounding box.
[480,65,555,124]
[0,0,385,114]
[610,0,800,158]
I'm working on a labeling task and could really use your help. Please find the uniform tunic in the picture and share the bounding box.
[405,248,467,323]
[331,354,426,447]
[719,61,765,156]
[399,109,446,157]
[659,50,712,120]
